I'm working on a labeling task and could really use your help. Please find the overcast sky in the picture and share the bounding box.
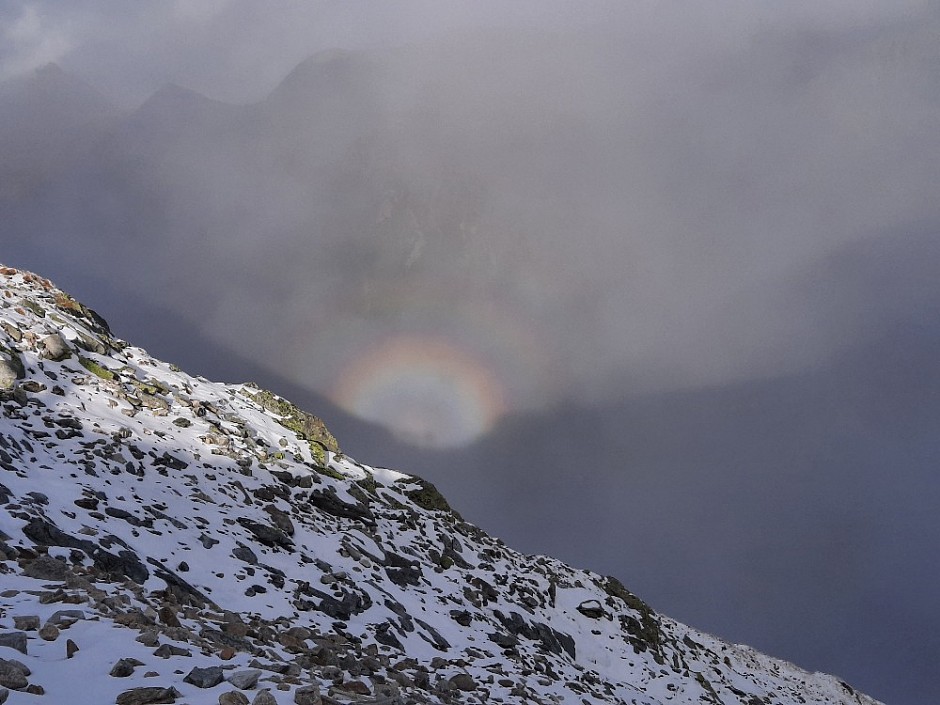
[2,2,939,704]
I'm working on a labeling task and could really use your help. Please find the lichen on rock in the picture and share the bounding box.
[240,383,340,464]
[79,356,117,381]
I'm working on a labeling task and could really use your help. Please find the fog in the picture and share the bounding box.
[2,2,939,703]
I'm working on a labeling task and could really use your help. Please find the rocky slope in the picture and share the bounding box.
[0,265,881,705]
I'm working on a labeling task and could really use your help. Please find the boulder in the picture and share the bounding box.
[0,361,17,390]
[232,545,258,565]
[158,605,180,628]
[293,684,321,705]
[92,548,149,584]
[236,519,293,550]
[115,686,181,705]
[136,630,159,647]
[11,617,38,632]
[220,692,250,705]
[252,689,278,705]
[48,609,86,625]
[0,633,27,655]
[110,658,143,677]
[337,680,370,696]
[184,666,225,689]
[153,644,191,658]
[23,555,71,581]
[41,334,71,361]
[263,506,295,536]
[227,669,262,690]
[449,673,477,692]
[0,659,28,689]
[577,599,607,619]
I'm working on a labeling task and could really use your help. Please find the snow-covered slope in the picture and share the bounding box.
[0,265,881,705]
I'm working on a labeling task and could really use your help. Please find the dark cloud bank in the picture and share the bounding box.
[2,3,939,703]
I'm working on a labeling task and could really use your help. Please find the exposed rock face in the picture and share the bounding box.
[40,333,71,361]
[184,666,225,688]
[0,634,26,655]
[0,265,884,705]
[0,360,18,390]
[0,660,28,690]
[115,687,181,705]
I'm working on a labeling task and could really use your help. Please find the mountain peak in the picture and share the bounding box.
[0,62,116,121]
[0,264,882,705]
[134,82,224,115]
[266,48,380,109]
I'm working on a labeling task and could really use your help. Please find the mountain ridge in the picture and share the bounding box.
[0,264,883,704]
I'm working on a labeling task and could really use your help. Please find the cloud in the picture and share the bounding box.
[0,3,74,81]
[5,2,940,408]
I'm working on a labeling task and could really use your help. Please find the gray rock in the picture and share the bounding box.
[284,626,312,641]
[293,684,321,705]
[336,680,370,696]
[1,660,28,678]
[153,643,191,658]
[41,334,71,361]
[0,659,28,689]
[227,669,262,690]
[0,361,18,390]
[22,518,95,552]
[92,547,149,584]
[10,387,27,406]
[110,658,143,677]
[252,689,278,705]
[38,624,59,641]
[115,686,181,705]
[0,321,21,342]
[136,630,160,647]
[158,605,180,628]
[0,686,8,704]
[184,666,225,689]
[11,617,38,632]
[448,673,476,692]
[0,633,27,655]
[236,519,293,550]
[23,555,71,581]
[247,660,290,675]
[263,506,295,536]
[219,692,250,705]
[232,545,258,565]
[221,611,243,624]
[48,609,86,625]
[576,599,607,619]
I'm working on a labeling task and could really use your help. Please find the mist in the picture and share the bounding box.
[2,2,939,703]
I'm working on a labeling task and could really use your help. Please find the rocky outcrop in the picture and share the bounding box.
[0,265,883,705]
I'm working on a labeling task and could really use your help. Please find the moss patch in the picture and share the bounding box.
[309,459,344,480]
[242,384,340,457]
[19,298,45,318]
[132,378,169,396]
[403,477,459,518]
[78,356,116,381]
[355,473,380,496]
[53,291,112,335]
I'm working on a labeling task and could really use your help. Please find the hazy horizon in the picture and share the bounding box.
[2,3,939,703]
